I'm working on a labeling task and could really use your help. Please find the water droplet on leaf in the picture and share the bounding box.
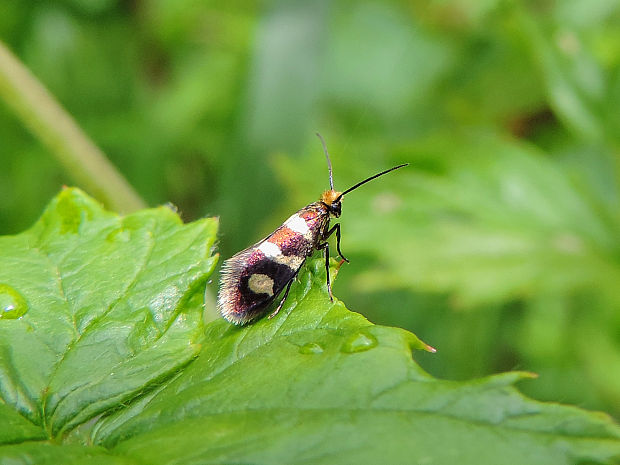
[0,284,28,319]
[341,332,377,353]
[299,342,324,355]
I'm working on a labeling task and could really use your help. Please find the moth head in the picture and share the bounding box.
[320,190,343,217]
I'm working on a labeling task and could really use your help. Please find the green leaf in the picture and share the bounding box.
[2,189,619,464]
[0,188,218,440]
[0,443,137,465]
[94,261,619,465]
[272,132,620,418]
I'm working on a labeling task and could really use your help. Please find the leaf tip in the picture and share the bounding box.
[424,343,437,353]
[404,331,436,354]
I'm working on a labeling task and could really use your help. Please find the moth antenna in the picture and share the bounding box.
[335,163,408,202]
[316,132,334,190]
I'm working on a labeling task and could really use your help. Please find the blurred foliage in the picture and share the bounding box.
[1,0,619,423]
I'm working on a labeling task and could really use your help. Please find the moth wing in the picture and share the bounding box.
[217,239,300,325]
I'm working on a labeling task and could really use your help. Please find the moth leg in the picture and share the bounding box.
[323,223,349,263]
[268,279,294,319]
[317,241,334,302]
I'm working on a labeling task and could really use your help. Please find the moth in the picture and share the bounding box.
[217,134,407,325]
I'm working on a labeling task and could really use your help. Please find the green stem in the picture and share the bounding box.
[0,40,146,213]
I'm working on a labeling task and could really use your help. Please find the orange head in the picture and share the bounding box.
[320,190,343,217]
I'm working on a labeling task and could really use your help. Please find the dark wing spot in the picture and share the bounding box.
[237,259,297,318]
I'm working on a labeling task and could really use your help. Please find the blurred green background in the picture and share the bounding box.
[1,0,619,420]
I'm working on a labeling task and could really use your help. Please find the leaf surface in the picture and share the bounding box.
[1,189,619,465]
[95,261,620,465]
[0,188,218,439]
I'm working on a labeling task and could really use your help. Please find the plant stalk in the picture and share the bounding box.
[0,40,146,213]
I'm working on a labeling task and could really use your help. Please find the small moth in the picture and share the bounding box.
[217,134,407,325]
